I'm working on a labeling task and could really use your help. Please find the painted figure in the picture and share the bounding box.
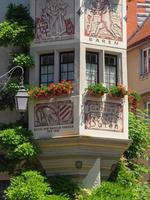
[35,0,74,41]
[85,0,122,41]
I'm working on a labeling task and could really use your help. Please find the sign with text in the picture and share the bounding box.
[85,100,123,132]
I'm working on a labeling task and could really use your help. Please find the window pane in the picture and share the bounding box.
[68,63,74,72]
[91,64,97,71]
[61,52,74,63]
[110,67,116,75]
[60,52,74,81]
[41,75,47,83]
[68,72,74,80]
[48,74,54,82]
[144,50,148,73]
[48,65,54,73]
[41,66,47,74]
[86,52,98,85]
[104,54,117,88]
[61,64,68,72]
[61,73,67,80]
[40,54,54,85]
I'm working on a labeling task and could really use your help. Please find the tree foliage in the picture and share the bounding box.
[4,171,69,200]
[49,176,80,200]
[125,112,150,159]
[86,182,137,200]
[11,54,34,68]
[0,127,38,174]
[4,3,34,47]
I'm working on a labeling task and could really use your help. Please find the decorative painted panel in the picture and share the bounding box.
[34,100,73,127]
[85,100,123,132]
[84,0,123,43]
[35,0,75,42]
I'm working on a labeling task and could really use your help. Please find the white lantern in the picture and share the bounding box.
[15,86,29,112]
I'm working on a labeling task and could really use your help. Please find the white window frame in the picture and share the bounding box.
[141,47,150,75]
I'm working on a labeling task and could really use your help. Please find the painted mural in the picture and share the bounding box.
[85,100,123,132]
[84,0,123,41]
[35,0,75,42]
[34,101,73,127]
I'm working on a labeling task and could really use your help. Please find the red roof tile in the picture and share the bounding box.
[128,17,150,48]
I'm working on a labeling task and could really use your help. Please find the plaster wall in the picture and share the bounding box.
[127,41,150,94]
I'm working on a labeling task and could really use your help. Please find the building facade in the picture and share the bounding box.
[0,0,129,192]
[127,1,150,182]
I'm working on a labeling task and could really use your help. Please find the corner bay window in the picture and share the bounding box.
[40,54,54,85]
[86,52,98,85]
[60,52,74,81]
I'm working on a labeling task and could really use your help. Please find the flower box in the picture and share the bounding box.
[28,81,73,99]
[108,84,127,99]
[128,90,141,111]
[85,83,108,97]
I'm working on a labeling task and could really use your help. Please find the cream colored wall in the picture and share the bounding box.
[127,41,150,94]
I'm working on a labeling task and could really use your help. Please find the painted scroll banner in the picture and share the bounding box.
[85,100,123,132]
[35,0,75,42]
[84,0,123,41]
[34,100,73,127]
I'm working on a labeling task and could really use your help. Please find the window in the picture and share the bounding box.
[40,54,54,85]
[146,102,150,119]
[104,54,117,88]
[141,48,150,75]
[86,52,98,85]
[60,52,74,81]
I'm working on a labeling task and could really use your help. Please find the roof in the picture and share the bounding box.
[128,17,150,48]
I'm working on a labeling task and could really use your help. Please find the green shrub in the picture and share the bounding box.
[44,195,69,200]
[0,21,31,47]
[49,176,80,200]
[0,127,38,173]
[137,183,150,200]
[11,54,34,68]
[5,3,34,46]
[86,182,137,200]
[124,112,150,159]
[4,171,51,200]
